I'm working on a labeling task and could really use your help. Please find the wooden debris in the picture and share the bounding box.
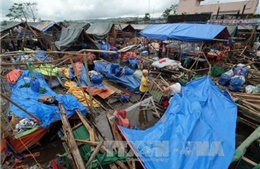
[59,104,85,169]
[85,140,104,168]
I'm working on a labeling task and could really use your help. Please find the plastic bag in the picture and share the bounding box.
[245,85,255,93]
[252,84,260,93]
[218,74,231,86]
[90,74,103,84]
[229,76,245,92]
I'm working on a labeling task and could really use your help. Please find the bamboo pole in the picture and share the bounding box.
[241,100,260,111]
[237,104,260,119]
[0,92,40,122]
[0,49,116,57]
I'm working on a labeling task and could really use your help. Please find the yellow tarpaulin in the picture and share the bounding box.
[58,67,70,78]
[64,81,99,107]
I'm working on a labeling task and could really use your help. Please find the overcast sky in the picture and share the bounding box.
[0,0,259,21]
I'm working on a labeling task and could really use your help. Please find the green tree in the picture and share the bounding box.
[161,4,178,19]
[161,8,171,19]
[144,13,150,21]
[6,2,38,22]
[170,4,178,15]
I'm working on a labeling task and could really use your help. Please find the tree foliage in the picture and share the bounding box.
[144,13,150,21]
[6,2,38,22]
[161,4,178,19]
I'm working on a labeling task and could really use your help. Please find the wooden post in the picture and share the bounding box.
[0,92,40,122]
[21,24,28,50]
[76,110,96,151]
[62,142,77,169]
[69,58,93,113]
[59,104,85,169]
[83,51,95,115]
[25,22,46,50]
[0,121,11,138]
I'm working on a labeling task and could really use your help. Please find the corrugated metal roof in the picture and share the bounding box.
[0,22,22,33]
[28,21,59,32]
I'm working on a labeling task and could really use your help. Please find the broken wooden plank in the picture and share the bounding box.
[62,142,77,169]
[85,140,104,168]
[109,163,118,169]
[118,45,137,53]
[115,160,129,169]
[71,122,83,131]
[59,104,85,169]
[76,110,96,151]
[103,79,123,94]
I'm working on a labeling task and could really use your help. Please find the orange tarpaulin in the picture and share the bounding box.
[1,127,47,154]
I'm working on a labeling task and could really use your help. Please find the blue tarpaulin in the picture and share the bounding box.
[120,77,237,169]
[10,71,87,128]
[69,64,105,89]
[94,61,140,93]
[141,24,229,41]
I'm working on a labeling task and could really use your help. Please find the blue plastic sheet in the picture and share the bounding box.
[10,71,87,128]
[100,42,110,59]
[94,61,140,93]
[35,50,50,62]
[128,58,139,68]
[229,76,244,92]
[70,64,105,89]
[120,77,237,169]
[141,24,229,41]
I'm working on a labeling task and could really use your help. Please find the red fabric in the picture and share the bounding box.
[122,52,137,60]
[161,101,169,109]
[113,110,131,130]
[8,127,47,153]
[158,58,166,63]
[117,110,127,119]
[51,160,59,169]
[6,69,23,84]
[63,52,96,63]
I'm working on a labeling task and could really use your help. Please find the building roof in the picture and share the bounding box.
[86,22,114,36]
[28,21,60,32]
[0,22,22,33]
